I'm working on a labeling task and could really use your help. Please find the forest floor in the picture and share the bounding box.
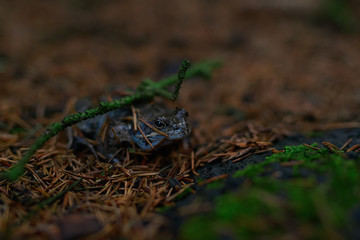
[1,1,360,239]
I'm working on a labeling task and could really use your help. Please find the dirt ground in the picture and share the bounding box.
[1,1,360,239]
[1,0,360,135]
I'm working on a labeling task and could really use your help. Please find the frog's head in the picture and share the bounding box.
[130,108,191,151]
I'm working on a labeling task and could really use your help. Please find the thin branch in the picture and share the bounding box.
[0,60,221,182]
[171,60,191,101]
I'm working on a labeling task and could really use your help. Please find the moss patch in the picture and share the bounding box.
[206,179,225,190]
[180,144,360,240]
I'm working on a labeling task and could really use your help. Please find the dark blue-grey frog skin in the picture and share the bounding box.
[74,101,191,155]
[130,107,190,151]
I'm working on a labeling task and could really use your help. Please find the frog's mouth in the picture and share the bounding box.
[130,130,190,151]
[166,123,191,140]
[130,134,165,151]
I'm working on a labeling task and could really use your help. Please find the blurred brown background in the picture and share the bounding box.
[1,0,360,139]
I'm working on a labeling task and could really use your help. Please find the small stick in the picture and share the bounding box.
[191,151,199,176]
[131,105,137,131]
[198,174,228,186]
[115,163,132,176]
[137,123,154,150]
[303,143,321,150]
[322,142,338,151]
[347,144,360,152]
[171,60,191,101]
[340,138,352,151]
[109,128,121,145]
[138,117,169,137]
[166,184,194,202]
[107,148,123,163]
[26,166,47,189]
[99,116,111,143]
[231,153,252,163]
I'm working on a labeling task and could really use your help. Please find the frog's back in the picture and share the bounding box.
[75,98,132,139]
[73,99,190,155]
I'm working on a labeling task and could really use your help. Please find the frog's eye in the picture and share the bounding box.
[154,120,167,129]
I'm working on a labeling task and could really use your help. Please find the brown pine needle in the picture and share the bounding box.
[111,128,122,145]
[340,138,352,151]
[99,116,111,143]
[191,151,199,176]
[347,144,360,152]
[139,117,169,137]
[322,142,338,151]
[26,166,47,188]
[303,143,321,150]
[137,123,154,150]
[131,105,137,131]
[198,174,228,186]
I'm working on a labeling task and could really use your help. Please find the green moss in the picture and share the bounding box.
[180,216,217,240]
[304,131,324,138]
[267,144,329,163]
[215,193,276,220]
[206,179,225,190]
[180,144,360,239]
[195,176,205,184]
[9,126,27,134]
[233,144,330,178]
[321,0,357,33]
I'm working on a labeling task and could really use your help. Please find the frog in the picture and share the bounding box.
[69,100,191,162]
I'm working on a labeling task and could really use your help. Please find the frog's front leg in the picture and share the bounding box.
[67,127,99,161]
[130,130,166,151]
[96,120,133,163]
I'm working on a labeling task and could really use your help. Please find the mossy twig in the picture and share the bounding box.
[0,59,221,182]
[171,60,191,101]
